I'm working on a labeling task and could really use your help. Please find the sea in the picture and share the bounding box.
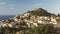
[0,15,15,21]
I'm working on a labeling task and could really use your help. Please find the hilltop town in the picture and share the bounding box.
[0,8,60,34]
[0,8,60,28]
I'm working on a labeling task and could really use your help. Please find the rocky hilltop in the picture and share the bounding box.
[26,8,56,16]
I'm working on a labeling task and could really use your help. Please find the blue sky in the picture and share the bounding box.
[0,0,60,15]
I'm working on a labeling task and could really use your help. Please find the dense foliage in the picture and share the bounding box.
[27,8,56,16]
[28,24,57,34]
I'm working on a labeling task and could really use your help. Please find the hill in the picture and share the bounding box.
[26,8,56,16]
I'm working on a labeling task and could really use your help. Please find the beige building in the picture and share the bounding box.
[51,16,57,22]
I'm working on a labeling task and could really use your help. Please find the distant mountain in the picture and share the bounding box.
[0,15,15,21]
[27,8,56,16]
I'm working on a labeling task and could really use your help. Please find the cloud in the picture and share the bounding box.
[7,5,16,6]
[33,4,41,6]
[0,2,6,5]
[9,8,15,9]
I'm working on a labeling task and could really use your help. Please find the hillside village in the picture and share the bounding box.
[0,8,60,34]
[0,8,60,28]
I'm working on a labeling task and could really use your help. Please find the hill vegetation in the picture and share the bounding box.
[27,8,56,16]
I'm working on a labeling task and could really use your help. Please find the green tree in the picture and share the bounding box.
[0,27,4,34]
[28,24,57,34]
[58,14,60,16]
[16,15,20,19]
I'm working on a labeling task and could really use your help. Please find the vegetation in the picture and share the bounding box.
[0,27,4,34]
[0,24,58,34]
[28,24,57,34]
[27,8,56,16]
[58,14,60,16]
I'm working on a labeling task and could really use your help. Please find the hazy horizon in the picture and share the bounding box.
[0,0,60,15]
